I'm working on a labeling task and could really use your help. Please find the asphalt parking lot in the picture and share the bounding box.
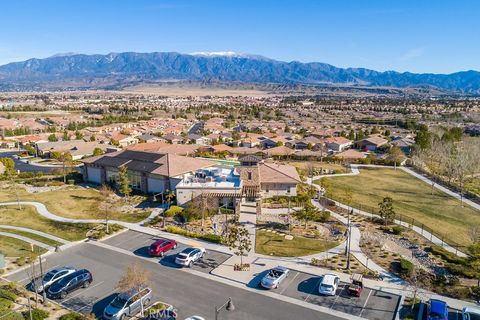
[5,241,345,320]
[102,230,231,273]
[248,269,400,320]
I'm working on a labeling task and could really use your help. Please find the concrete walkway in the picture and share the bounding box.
[0,201,162,228]
[311,200,405,284]
[309,164,474,257]
[0,225,69,244]
[0,231,55,251]
[332,200,467,257]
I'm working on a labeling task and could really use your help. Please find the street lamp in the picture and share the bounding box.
[215,297,235,320]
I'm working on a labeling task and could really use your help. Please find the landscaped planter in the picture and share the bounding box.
[234,263,250,271]
[137,301,176,320]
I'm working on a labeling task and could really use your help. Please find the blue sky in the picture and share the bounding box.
[0,0,478,73]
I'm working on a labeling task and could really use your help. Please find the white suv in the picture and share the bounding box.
[318,274,340,296]
[175,247,205,267]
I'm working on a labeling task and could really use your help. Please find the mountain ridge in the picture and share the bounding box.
[0,51,479,93]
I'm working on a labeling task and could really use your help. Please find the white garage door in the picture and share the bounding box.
[87,167,102,184]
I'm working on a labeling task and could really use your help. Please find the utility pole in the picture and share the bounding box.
[38,250,47,305]
[345,208,351,255]
[347,218,352,270]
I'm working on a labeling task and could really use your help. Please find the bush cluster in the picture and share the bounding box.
[166,226,223,244]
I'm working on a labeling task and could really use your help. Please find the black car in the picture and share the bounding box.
[47,269,93,299]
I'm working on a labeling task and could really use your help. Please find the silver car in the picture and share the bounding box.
[104,287,152,320]
[260,266,289,289]
[31,266,76,293]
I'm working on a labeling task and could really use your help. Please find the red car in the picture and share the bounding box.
[148,239,177,257]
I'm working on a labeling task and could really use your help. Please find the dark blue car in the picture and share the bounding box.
[47,269,93,299]
[427,299,448,320]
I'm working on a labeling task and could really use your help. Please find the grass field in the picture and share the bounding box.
[0,227,61,247]
[318,167,480,247]
[0,186,150,223]
[0,206,95,241]
[256,230,339,257]
[0,236,46,257]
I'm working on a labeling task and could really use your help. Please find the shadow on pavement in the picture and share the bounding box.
[297,276,322,296]
[92,293,118,317]
[247,270,269,289]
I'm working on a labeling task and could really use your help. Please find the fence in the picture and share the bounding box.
[336,201,469,255]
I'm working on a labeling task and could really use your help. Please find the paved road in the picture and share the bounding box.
[7,242,347,320]
[0,151,57,173]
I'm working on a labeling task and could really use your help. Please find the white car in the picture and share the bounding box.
[318,274,340,296]
[31,266,76,293]
[175,247,205,267]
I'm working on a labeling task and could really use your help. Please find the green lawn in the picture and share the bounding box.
[0,236,46,257]
[318,167,480,247]
[0,206,95,242]
[256,230,339,257]
[0,227,61,247]
[0,186,150,223]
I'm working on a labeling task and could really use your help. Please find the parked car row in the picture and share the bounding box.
[29,266,93,300]
[259,266,342,297]
[148,238,206,268]
[426,299,480,320]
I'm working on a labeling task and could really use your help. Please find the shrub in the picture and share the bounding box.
[0,289,17,303]
[0,311,22,320]
[198,233,223,244]
[399,258,415,276]
[429,245,467,265]
[165,205,183,218]
[15,257,26,266]
[59,312,84,320]
[0,298,13,312]
[166,226,222,244]
[391,226,403,235]
[22,308,49,320]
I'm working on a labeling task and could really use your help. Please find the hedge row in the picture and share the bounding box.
[166,226,223,244]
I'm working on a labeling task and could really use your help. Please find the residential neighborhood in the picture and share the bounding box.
[0,1,480,320]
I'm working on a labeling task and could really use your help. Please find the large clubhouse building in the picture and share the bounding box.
[82,150,301,208]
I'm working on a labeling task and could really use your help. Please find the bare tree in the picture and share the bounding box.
[117,262,151,316]
[99,184,117,234]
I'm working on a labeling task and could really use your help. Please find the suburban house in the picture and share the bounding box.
[175,166,241,207]
[36,140,111,160]
[325,137,353,152]
[356,136,389,151]
[236,155,301,198]
[136,133,163,143]
[81,150,216,194]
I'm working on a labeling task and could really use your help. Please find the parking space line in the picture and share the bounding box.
[330,284,346,309]
[304,278,323,302]
[279,272,299,296]
[75,288,118,313]
[62,281,105,303]
[358,289,372,318]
